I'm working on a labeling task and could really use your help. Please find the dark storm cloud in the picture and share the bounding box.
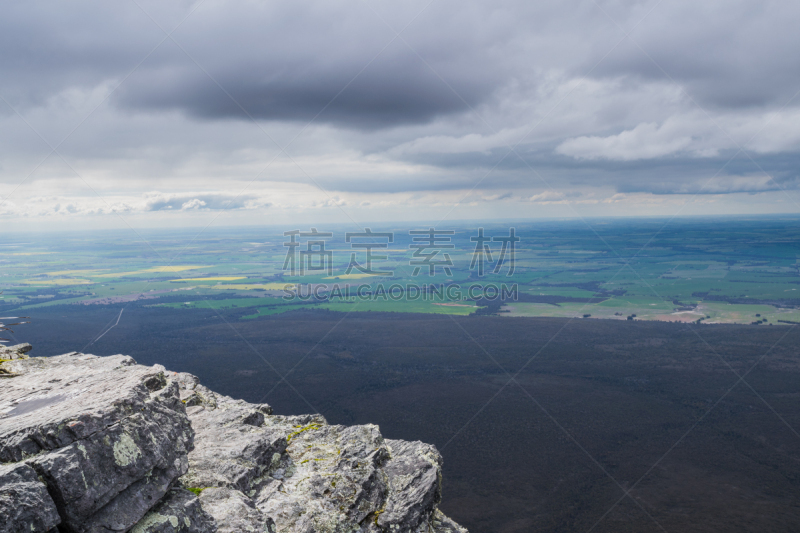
[3,1,800,127]
[0,2,162,109]
[110,0,511,129]
[116,56,494,129]
[0,0,507,128]
[353,144,800,196]
[134,0,800,125]
[589,1,800,109]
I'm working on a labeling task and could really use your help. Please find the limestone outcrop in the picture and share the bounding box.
[0,343,31,361]
[0,347,467,533]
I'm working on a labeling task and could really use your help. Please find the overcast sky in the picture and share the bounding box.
[2,0,800,229]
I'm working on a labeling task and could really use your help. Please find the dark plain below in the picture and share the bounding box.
[19,305,800,533]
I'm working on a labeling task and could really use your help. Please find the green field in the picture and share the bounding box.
[2,217,799,325]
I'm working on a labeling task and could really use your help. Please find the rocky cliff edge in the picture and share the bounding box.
[0,345,468,533]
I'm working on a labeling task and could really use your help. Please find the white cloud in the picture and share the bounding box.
[180,199,206,210]
[556,108,800,162]
[142,192,265,211]
[555,121,694,161]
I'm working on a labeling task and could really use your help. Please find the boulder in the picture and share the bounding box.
[377,439,443,530]
[0,462,61,533]
[0,353,193,533]
[0,343,32,361]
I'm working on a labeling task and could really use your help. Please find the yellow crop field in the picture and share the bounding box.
[96,265,209,278]
[45,270,101,276]
[172,277,246,282]
[10,252,54,256]
[23,279,93,286]
[210,283,295,290]
[323,273,385,280]
[144,266,208,273]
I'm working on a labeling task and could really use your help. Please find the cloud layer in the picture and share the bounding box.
[1,0,800,225]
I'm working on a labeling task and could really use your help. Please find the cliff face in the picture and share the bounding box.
[0,346,467,533]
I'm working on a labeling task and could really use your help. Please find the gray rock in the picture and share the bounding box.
[0,344,32,378]
[174,373,217,410]
[0,353,193,533]
[173,372,468,533]
[431,510,469,533]
[0,354,188,462]
[0,354,468,533]
[0,343,32,361]
[178,388,284,495]
[131,488,216,533]
[256,421,390,532]
[0,462,60,533]
[377,439,443,530]
[199,487,275,533]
